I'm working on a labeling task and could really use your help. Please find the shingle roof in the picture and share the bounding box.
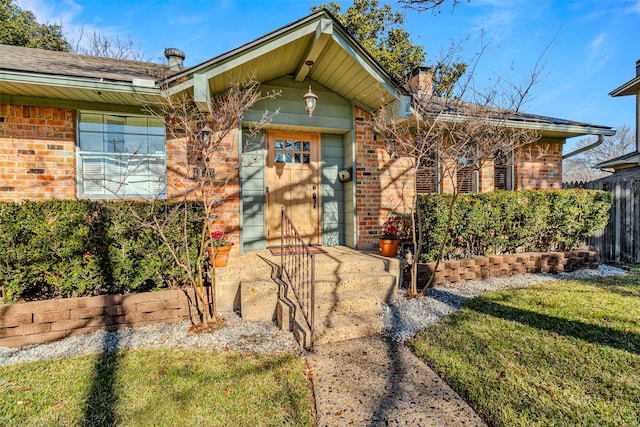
[0,44,169,83]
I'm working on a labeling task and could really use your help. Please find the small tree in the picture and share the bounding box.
[89,77,279,327]
[372,70,541,294]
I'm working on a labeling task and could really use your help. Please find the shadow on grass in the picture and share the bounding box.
[82,330,121,426]
[466,297,640,355]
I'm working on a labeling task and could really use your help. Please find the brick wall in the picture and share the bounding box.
[0,288,204,348]
[354,106,415,250]
[0,104,76,201]
[165,129,241,254]
[515,139,563,190]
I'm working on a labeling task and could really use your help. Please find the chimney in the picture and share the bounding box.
[636,59,640,77]
[164,48,185,71]
[405,66,433,96]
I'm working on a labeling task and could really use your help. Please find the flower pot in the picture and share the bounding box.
[208,245,232,268]
[379,239,400,257]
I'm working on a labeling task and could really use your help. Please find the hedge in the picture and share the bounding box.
[417,189,613,262]
[0,200,204,303]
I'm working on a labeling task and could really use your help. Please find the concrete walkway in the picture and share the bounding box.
[306,335,486,426]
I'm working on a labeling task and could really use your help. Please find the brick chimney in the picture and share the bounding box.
[164,48,185,71]
[405,66,433,96]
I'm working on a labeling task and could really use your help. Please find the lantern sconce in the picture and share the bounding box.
[302,60,318,117]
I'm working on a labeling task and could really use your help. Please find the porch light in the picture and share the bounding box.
[200,124,212,143]
[302,60,318,117]
[303,86,318,117]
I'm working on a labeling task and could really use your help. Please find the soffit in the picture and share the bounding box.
[166,12,401,112]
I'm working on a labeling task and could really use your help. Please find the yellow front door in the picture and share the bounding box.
[265,131,321,247]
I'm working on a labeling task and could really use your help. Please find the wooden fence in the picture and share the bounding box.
[564,179,640,263]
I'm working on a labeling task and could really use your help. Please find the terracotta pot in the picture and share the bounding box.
[208,245,232,268]
[379,239,400,257]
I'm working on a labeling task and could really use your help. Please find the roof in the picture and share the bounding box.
[0,10,616,139]
[0,44,167,82]
[0,44,170,107]
[163,9,403,113]
[592,165,640,183]
[609,74,640,97]
[594,150,640,170]
[414,96,615,138]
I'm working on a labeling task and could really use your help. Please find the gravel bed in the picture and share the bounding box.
[0,265,628,367]
[0,312,302,367]
[383,264,628,344]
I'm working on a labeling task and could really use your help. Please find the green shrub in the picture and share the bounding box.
[417,189,612,262]
[0,200,205,303]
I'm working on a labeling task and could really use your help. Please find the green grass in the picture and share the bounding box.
[0,349,314,426]
[411,265,640,427]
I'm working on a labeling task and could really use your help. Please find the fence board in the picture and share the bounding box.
[564,178,640,263]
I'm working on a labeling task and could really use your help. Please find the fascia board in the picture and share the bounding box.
[0,70,160,95]
[329,28,400,98]
[609,76,640,97]
[407,110,615,137]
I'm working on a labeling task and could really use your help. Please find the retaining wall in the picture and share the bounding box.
[0,288,208,348]
[408,248,599,288]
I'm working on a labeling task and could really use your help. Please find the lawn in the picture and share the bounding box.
[411,265,640,427]
[0,349,314,426]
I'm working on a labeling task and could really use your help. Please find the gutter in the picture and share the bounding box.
[562,134,605,160]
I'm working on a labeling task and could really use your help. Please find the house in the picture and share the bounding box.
[594,58,640,175]
[0,9,616,254]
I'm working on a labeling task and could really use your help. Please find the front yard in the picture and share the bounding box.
[411,265,640,426]
[0,349,314,426]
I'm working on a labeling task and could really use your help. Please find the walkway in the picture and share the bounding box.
[306,335,486,426]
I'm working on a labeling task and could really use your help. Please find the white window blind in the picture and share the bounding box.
[77,112,167,199]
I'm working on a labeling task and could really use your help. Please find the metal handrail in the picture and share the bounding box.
[280,207,315,348]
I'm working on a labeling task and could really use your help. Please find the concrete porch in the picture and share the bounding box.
[214,246,400,348]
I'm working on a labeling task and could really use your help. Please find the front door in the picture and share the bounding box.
[265,131,321,247]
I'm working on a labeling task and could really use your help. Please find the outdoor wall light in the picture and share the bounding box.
[302,60,318,117]
[303,86,318,117]
[200,124,212,143]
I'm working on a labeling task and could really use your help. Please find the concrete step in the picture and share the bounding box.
[315,271,397,302]
[233,246,401,350]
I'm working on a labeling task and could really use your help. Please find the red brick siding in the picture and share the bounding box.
[354,106,415,250]
[0,104,76,201]
[514,139,563,190]
[165,129,241,254]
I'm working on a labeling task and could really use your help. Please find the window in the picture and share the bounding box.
[274,138,311,164]
[493,150,513,191]
[77,112,166,198]
[416,155,439,193]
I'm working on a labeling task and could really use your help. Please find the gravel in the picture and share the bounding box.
[0,265,628,367]
[383,264,628,344]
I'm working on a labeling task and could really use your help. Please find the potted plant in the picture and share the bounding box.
[208,230,233,268]
[379,215,406,257]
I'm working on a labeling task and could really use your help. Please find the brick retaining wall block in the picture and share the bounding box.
[406,247,599,289]
[0,287,211,348]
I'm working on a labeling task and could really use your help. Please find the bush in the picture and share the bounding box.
[417,189,612,262]
[0,200,204,303]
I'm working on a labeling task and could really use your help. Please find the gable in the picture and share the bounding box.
[163,10,403,114]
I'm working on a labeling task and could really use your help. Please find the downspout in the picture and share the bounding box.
[562,134,604,159]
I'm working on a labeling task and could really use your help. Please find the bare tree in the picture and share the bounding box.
[141,77,279,327]
[563,124,635,183]
[372,90,539,294]
[399,0,469,13]
[72,26,151,61]
[86,77,279,328]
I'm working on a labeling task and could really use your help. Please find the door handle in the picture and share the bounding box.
[313,192,317,209]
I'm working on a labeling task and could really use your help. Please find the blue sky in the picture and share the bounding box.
[17,0,640,151]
